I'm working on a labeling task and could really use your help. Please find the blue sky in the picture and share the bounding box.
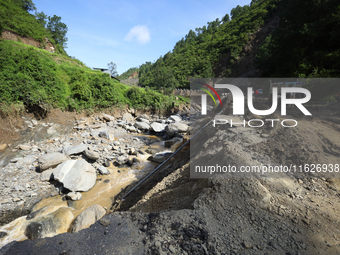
[32,0,251,75]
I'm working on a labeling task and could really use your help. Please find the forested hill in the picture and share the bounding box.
[0,0,68,55]
[136,0,340,91]
[138,0,279,91]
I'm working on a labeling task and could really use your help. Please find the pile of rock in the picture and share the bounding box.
[0,112,190,227]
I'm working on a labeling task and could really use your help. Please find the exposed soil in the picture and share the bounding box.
[1,29,56,53]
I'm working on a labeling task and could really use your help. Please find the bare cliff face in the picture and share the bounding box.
[1,29,55,53]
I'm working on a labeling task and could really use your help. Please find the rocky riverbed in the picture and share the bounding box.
[0,111,190,248]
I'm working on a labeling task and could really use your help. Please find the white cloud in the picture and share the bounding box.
[124,25,151,44]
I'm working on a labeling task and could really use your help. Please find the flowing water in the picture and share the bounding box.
[0,123,177,248]
[0,153,160,248]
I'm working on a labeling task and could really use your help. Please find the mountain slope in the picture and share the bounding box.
[138,0,279,90]
[136,0,340,91]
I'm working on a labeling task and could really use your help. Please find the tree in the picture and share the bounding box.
[230,5,250,19]
[222,13,230,23]
[47,15,68,48]
[14,0,36,12]
[107,62,118,77]
[35,11,48,27]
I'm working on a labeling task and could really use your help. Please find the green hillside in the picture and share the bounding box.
[0,40,185,116]
[138,0,279,90]
[0,0,187,116]
[256,0,340,78]
[137,0,340,91]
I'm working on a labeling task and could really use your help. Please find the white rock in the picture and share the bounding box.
[149,152,172,163]
[122,113,134,122]
[125,125,137,132]
[165,122,189,136]
[67,192,82,201]
[97,166,110,175]
[84,149,100,160]
[150,122,166,132]
[134,122,150,131]
[53,159,96,192]
[98,131,113,140]
[38,153,68,171]
[169,115,182,122]
[41,169,54,182]
[65,144,88,156]
[137,118,150,124]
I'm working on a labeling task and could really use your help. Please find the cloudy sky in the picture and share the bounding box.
[32,0,251,75]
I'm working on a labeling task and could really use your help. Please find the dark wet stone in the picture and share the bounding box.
[0,232,7,238]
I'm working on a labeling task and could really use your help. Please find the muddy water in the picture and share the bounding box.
[0,118,181,248]
[0,154,159,248]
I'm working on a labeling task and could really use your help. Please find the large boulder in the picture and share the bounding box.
[53,159,97,192]
[134,122,150,131]
[65,144,88,156]
[150,122,165,133]
[165,122,189,136]
[71,204,106,233]
[25,207,74,240]
[38,153,68,171]
[122,113,134,122]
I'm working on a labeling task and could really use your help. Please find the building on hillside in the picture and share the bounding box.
[92,68,120,82]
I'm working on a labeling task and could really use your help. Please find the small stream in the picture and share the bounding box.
[0,117,180,248]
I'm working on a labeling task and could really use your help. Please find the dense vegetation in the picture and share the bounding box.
[136,0,339,97]
[256,0,340,78]
[0,0,68,54]
[0,0,187,116]
[0,40,187,116]
[138,0,278,90]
